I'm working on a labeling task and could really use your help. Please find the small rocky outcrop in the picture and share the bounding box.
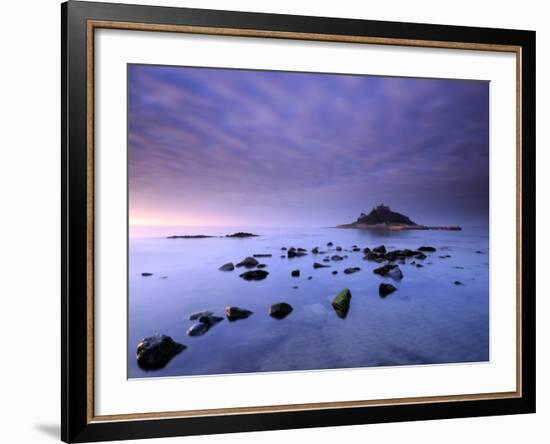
[225,306,253,321]
[379,283,397,297]
[269,302,293,319]
[343,267,361,274]
[332,288,351,318]
[291,269,300,277]
[418,246,436,252]
[312,247,320,254]
[226,232,258,238]
[136,335,186,370]
[236,257,259,268]
[218,262,235,271]
[239,270,269,281]
[167,235,214,239]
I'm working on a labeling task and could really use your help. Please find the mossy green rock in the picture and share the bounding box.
[332,288,352,318]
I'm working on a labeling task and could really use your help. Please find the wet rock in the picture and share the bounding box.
[373,245,386,253]
[454,281,463,285]
[287,248,307,258]
[332,270,338,275]
[141,272,153,277]
[323,258,331,262]
[136,335,186,371]
[269,302,293,319]
[336,246,342,251]
[226,232,258,238]
[312,247,320,254]
[313,262,331,269]
[281,247,287,251]
[332,288,351,318]
[373,264,403,280]
[291,269,300,277]
[352,247,361,252]
[253,253,272,258]
[414,252,427,260]
[418,246,436,252]
[257,264,267,269]
[218,262,235,271]
[327,242,334,247]
[225,306,253,321]
[343,267,361,274]
[186,322,209,337]
[189,310,213,320]
[236,257,259,268]
[239,269,269,281]
[379,283,396,297]
[307,276,313,280]
[331,255,344,261]
[363,252,382,261]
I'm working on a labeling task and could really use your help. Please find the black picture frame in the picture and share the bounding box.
[62,1,536,442]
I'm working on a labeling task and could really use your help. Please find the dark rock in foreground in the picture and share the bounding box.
[141,272,153,277]
[344,267,361,274]
[313,262,331,269]
[226,232,258,238]
[218,262,235,271]
[291,269,300,277]
[373,264,403,280]
[332,288,351,318]
[189,310,213,320]
[166,234,214,239]
[136,335,186,371]
[418,246,436,252]
[236,257,259,268]
[379,283,397,297]
[225,306,253,321]
[269,302,293,319]
[239,269,269,281]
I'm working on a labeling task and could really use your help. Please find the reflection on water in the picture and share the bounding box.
[128,225,489,378]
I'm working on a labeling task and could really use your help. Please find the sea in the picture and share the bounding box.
[128,225,489,379]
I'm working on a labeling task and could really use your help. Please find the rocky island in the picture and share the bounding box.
[336,204,462,231]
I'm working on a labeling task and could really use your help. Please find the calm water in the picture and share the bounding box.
[128,225,489,378]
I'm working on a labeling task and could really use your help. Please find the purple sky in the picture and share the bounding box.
[128,64,489,227]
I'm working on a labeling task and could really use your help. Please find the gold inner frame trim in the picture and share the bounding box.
[86,19,523,423]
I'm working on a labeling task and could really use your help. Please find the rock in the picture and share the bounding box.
[363,247,371,254]
[226,232,258,238]
[136,335,186,370]
[291,269,300,277]
[253,254,272,258]
[332,288,352,318]
[411,261,416,265]
[332,270,338,275]
[280,255,286,258]
[187,323,209,336]
[257,264,267,269]
[225,306,253,321]
[239,270,269,281]
[281,247,287,251]
[218,262,235,271]
[141,272,153,277]
[269,302,293,319]
[363,252,382,261]
[416,264,424,268]
[287,249,307,258]
[327,242,333,247]
[454,281,463,285]
[199,315,223,326]
[475,250,484,254]
[297,248,307,252]
[414,252,427,260]
[331,255,344,261]
[313,262,330,269]
[312,247,320,254]
[379,283,396,297]
[307,276,312,280]
[336,246,342,251]
[189,310,213,320]
[236,257,259,268]
[292,286,299,289]
[323,258,331,262]
[352,247,361,252]
[418,246,436,252]
[454,266,464,269]
[343,267,361,274]
[373,245,386,253]
[373,264,403,280]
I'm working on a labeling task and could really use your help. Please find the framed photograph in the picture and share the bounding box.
[62,1,536,442]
